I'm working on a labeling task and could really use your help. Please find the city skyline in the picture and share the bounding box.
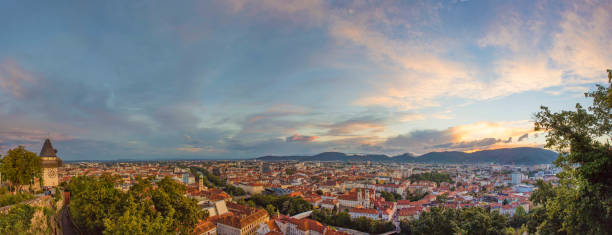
[1,0,611,160]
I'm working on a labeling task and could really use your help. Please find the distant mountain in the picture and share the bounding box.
[255,147,558,165]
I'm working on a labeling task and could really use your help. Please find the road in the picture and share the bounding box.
[61,206,78,235]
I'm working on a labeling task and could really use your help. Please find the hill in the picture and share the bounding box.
[255,147,557,165]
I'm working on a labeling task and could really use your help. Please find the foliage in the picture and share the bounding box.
[66,174,125,234]
[0,204,36,235]
[265,204,278,217]
[285,168,297,175]
[434,193,448,204]
[247,194,312,216]
[400,206,508,235]
[103,198,174,235]
[194,167,246,196]
[66,174,204,235]
[151,177,205,234]
[379,191,402,202]
[508,206,528,228]
[311,208,395,234]
[0,190,35,207]
[405,191,428,201]
[531,69,612,234]
[408,171,453,184]
[0,146,42,193]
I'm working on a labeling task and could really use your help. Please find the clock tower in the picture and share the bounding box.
[39,139,62,187]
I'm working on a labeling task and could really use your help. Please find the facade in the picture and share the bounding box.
[338,188,373,208]
[285,218,326,235]
[39,139,62,188]
[216,203,269,235]
[397,207,422,221]
[320,199,338,210]
[348,208,379,220]
[511,173,525,185]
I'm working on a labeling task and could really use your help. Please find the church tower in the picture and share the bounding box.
[198,174,207,191]
[40,139,62,187]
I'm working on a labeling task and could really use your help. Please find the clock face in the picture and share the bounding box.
[48,169,57,177]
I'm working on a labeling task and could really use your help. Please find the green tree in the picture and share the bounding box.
[0,204,36,235]
[67,175,205,234]
[508,206,528,228]
[265,204,278,217]
[103,198,173,235]
[404,206,507,235]
[0,146,42,193]
[532,69,612,234]
[67,174,125,234]
[152,177,204,234]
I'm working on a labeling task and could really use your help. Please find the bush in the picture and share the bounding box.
[0,193,35,207]
[0,204,36,234]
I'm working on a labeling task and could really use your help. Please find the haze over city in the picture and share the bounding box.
[1,0,611,160]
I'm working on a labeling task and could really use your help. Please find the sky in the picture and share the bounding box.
[0,0,611,160]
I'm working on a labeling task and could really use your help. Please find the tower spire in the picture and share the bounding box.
[40,138,57,157]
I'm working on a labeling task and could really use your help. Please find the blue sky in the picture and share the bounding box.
[0,0,610,160]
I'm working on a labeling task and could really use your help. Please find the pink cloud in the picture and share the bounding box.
[0,59,36,98]
[286,134,318,142]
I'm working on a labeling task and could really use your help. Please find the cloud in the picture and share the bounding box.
[400,113,426,122]
[286,134,318,142]
[550,1,612,80]
[322,117,386,136]
[518,133,529,142]
[432,138,503,149]
[381,120,537,154]
[0,59,36,98]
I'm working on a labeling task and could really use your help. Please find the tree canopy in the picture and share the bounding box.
[400,206,508,235]
[531,69,612,234]
[244,194,312,216]
[66,174,205,235]
[0,146,42,193]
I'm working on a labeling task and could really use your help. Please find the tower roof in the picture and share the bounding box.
[40,138,57,158]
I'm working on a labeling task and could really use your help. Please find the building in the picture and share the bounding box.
[39,139,62,188]
[200,199,229,217]
[511,173,525,185]
[320,199,338,210]
[348,208,379,220]
[397,207,423,221]
[338,188,373,208]
[192,221,217,235]
[238,183,265,195]
[217,202,269,235]
[286,218,326,235]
